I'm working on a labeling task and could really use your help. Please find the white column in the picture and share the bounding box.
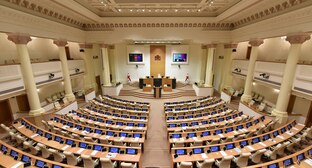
[7,33,45,116]
[272,33,310,124]
[53,40,75,102]
[220,43,237,91]
[100,44,111,86]
[79,44,96,90]
[241,39,264,103]
[204,44,216,87]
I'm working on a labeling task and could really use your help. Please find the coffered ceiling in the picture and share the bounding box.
[74,0,241,17]
[1,0,311,31]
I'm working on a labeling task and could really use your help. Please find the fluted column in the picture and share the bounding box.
[100,44,111,86]
[220,43,237,91]
[241,39,264,103]
[204,44,217,87]
[79,43,96,90]
[272,33,310,124]
[53,40,75,101]
[7,33,45,116]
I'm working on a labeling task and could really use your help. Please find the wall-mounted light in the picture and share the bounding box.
[75,68,80,73]
[93,55,98,59]
[178,65,181,69]
[37,88,40,92]
[252,82,256,86]
[136,64,138,68]
[49,73,55,79]
[234,68,241,73]
[259,73,270,79]
[274,89,280,93]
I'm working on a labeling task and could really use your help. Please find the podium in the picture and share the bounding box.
[154,87,162,98]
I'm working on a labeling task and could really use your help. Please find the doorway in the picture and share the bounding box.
[0,99,14,126]
[96,76,102,94]
[16,94,30,113]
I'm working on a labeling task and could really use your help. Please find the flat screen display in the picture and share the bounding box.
[202,131,210,136]
[79,142,87,149]
[297,153,305,163]
[193,148,204,154]
[225,143,235,150]
[172,53,187,63]
[126,148,137,155]
[129,53,143,63]
[93,145,103,151]
[109,147,119,153]
[22,155,30,163]
[210,146,220,152]
[187,133,196,138]
[133,134,142,138]
[283,158,293,167]
[52,165,64,168]
[66,139,74,145]
[172,134,182,138]
[267,163,278,168]
[35,160,46,168]
[176,149,186,155]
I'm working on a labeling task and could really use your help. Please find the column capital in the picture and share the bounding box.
[206,44,217,48]
[7,33,32,44]
[249,39,264,46]
[99,44,109,48]
[79,43,93,49]
[53,40,68,47]
[224,43,238,49]
[286,33,311,44]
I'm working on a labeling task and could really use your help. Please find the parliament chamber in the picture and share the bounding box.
[1,0,312,168]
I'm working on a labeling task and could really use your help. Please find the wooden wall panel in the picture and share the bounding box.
[150,45,166,77]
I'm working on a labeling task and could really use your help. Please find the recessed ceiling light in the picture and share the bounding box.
[149,9,151,12]
[101,1,103,4]
[165,9,168,12]
[198,9,201,12]
[130,9,133,12]
[142,9,145,12]
[160,9,163,12]
[187,9,190,12]
[175,9,178,12]
[118,9,121,12]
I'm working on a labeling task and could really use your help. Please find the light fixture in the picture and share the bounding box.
[118,9,121,12]
[234,68,241,73]
[252,82,256,86]
[130,9,133,12]
[37,89,40,92]
[175,9,178,12]
[281,36,287,40]
[187,9,190,12]
[274,89,280,93]
[75,68,80,73]
[61,82,64,85]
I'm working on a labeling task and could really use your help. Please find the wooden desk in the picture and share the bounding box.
[154,87,161,98]
[13,122,142,167]
[164,96,214,108]
[170,122,304,167]
[92,100,150,114]
[0,152,24,168]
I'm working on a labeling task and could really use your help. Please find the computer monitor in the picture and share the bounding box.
[21,155,31,163]
[169,124,176,128]
[95,129,102,134]
[193,148,204,154]
[201,131,210,137]
[66,139,74,146]
[30,126,35,131]
[116,122,123,126]
[239,140,248,148]
[261,116,265,121]
[175,149,186,155]
[60,120,66,124]
[181,123,188,127]
[67,122,73,127]
[210,119,216,123]
[237,125,243,130]
[254,119,259,124]
[45,133,52,139]
[52,165,64,168]
[309,149,312,156]
[224,143,234,150]
[79,142,88,149]
[138,123,145,127]
[210,146,220,152]
[121,115,127,118]
[133,133,142,138]
[246,122,252,128]
[120,132,128,137]
[127,123,134,127]
[281,127,286,133]
[84,127,91,132]
[36,129,43,135]
[263,134,270,141]
[252,137,260,144]
[93,145,103,151]
[283,158,293,167]
[106,131,114,136]
[192,122,198,126]
[187,115,193,119]
[126,148,137,155]
[35,160,46,168]
[54,136,63,143]
[226,127,233,133]
[21,120,26,125]
[297,153,305,163]
[187,133,196,138]
[239,111,243,115]
[201,121,208,125]
[273,131,279,137]
[215,130,223,135]
[106,120,112,124]
[75,125,81,129]
[226,116,232,120]
[97,118,103,122]
[267,163,278,168]
[167,117,174,120]
[172,134,182,138]
[218,118,224,122]
[109,147,119,153]
[287,124,292,130]
[10,150,18,158]
[233,114,238,118]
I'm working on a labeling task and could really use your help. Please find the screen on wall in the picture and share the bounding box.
[172,53,187,63]
[129,53,143,63]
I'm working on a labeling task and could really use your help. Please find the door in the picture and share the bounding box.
[150,45,166,77]
[96,76,102,94]
[16,94,30,113]
[0,99,14,127]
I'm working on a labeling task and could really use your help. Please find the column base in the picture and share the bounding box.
[65,93,76,102]
[29,108,45,116]
[203,84,213,87]
[271,109,289,124]
[103,83,112,87]
[241,94,252,103]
